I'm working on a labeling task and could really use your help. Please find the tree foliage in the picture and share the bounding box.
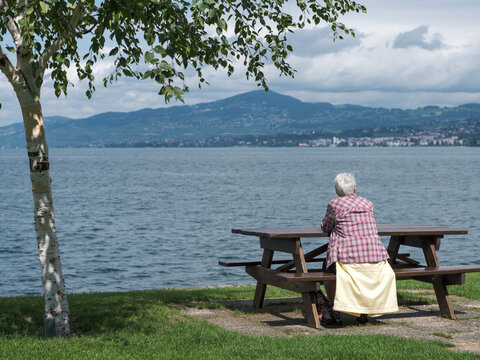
[0,0,365,104]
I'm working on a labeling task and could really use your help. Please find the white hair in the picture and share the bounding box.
[334,173,356,197]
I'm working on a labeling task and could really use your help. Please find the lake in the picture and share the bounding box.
[0,147,478,296]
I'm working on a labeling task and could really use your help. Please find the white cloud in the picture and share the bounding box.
[286,27,364,56]
[264,32,480,94]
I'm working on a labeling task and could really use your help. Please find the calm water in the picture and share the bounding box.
[0,147,479,296]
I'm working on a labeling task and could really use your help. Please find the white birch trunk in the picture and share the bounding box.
[0,0,88,338]
[17,90,71,337]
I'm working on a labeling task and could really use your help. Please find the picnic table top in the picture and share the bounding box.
[232,224,468,238]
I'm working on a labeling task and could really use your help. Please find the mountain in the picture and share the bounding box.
[1,90,480,147]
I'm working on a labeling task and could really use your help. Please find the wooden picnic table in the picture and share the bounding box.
[223,224,480,328]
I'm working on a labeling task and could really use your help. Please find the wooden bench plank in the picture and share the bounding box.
[279,265,480,283]
[394,265,480,278]
[245,266,321,293]
[219,252,411,268]
[232,225,468,238]
[218,258,325,267]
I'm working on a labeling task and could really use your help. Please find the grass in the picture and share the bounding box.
[396,273,480,299]
[396,273,480,302]
[0,274,479,360]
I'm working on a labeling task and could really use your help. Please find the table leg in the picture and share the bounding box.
[432,275,455,319]
[422,238,455,319]
[293,242,321,328]
[252,248,274,309]
[387,236,402,265]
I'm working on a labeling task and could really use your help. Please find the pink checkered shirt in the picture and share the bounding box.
[321,194,389,268]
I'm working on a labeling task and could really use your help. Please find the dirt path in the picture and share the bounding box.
[180,290,480,355]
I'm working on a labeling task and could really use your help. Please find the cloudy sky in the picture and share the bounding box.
[1,0,479,126]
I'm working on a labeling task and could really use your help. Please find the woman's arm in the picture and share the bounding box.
[321,204,336,233]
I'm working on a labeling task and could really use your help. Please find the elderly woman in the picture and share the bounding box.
[321,173,398,323]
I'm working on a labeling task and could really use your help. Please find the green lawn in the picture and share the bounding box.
[0,274,479,360]
[397,272,480,300]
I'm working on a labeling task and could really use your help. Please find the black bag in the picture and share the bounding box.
[315,290,341,325]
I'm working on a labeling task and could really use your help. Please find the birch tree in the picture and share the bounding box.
[0,0,365,337]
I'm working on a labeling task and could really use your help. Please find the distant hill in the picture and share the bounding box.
[1,90,480,147]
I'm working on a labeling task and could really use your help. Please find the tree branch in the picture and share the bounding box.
[0,0,24,50]
[0,45,18,84]
[38,0,87,74]
[7,18,23,48]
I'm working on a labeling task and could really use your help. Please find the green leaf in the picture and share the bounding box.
[6,46,15,53]
[141,70,152,80]
[159,61,173,71]
[109,47,119,56]
[173,87,185,102]
[144,51,155,63]
[217,19,227,30]
[154,45,165,55]
[118,57,127,67]
[39,1,50,14]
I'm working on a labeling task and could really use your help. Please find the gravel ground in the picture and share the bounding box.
[179,289,480,355]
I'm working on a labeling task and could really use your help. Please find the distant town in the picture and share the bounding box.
[301,135,465,147]
[109,132,476,148]
[110,123,479,148]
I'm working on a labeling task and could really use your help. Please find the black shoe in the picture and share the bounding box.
[357,314,369,324]
[321,318,344,327]
[320,312,343,327]
[320,317,336,326]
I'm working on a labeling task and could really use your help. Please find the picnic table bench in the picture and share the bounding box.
[219,224,480,328]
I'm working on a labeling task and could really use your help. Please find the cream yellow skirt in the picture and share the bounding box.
[333,260,398,317]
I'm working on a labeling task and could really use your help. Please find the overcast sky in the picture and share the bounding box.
[1,0,479,126]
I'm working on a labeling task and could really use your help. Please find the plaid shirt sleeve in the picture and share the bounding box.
[321,204,335,233]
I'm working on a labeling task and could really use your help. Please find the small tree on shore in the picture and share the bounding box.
[0,0,365,337]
